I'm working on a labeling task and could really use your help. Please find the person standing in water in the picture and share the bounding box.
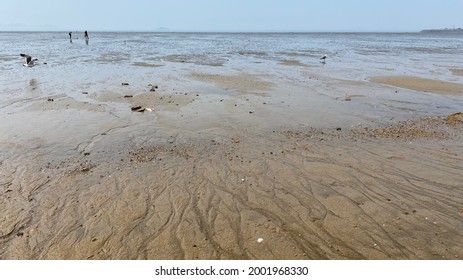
[84,31,89,45]
[69,32,72,43]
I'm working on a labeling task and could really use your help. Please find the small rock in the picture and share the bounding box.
[47,98,54,102]
[122,82,129,86]
[131,106,145,112]
[257,238,264,243]
[336,127,342,131]
[82,91,88,95]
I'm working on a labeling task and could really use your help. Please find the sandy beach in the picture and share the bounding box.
[1,71,462,260]
[1,32,463,260]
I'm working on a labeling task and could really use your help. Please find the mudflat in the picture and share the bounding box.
[1,72,462,260]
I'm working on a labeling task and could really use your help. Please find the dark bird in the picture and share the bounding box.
[320,54,327,62]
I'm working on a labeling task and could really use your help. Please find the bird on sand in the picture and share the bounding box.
[20,54,38,67]
[320,54,327,63]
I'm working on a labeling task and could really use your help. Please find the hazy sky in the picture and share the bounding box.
[1,0,462,32]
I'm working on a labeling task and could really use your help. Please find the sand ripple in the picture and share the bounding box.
[1,120,462,260]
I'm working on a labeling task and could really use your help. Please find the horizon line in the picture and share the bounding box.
[0,29,424,33]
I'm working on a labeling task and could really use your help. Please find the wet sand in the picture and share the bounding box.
[370,76,463,96]
[1,71,463,260]
[450,68,463,77]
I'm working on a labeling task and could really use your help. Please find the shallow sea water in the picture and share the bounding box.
[1,32,462,94]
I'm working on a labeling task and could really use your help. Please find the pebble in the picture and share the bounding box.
[131,106,145,112]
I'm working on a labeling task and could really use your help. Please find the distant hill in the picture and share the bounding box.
[420,28,463,34]
[155,27,171,32]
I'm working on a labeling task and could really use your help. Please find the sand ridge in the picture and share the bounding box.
[190,72,275,93]
[450,68,463,77]
[370,76,463,96]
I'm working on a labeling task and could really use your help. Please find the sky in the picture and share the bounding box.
[0,0,462,32]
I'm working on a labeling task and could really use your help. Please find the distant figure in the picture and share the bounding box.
[20,54,38,67]
[84,30,89,45]
[69,32,72,43]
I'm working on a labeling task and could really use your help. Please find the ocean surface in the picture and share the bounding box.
[1,32,463,97]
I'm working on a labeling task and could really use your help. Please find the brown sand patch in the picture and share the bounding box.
[132,62,164,68]
[352,114,463,140]
[450,68,463,76]
[94,90,194,112]
[279,60,307,67]
[343,94,366,101]
[1,115,462,260]
[128,92,193,111]
[445,112,463,124]
[25,96,106,112]
[190,73,274,93]
[370,76,463,95]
